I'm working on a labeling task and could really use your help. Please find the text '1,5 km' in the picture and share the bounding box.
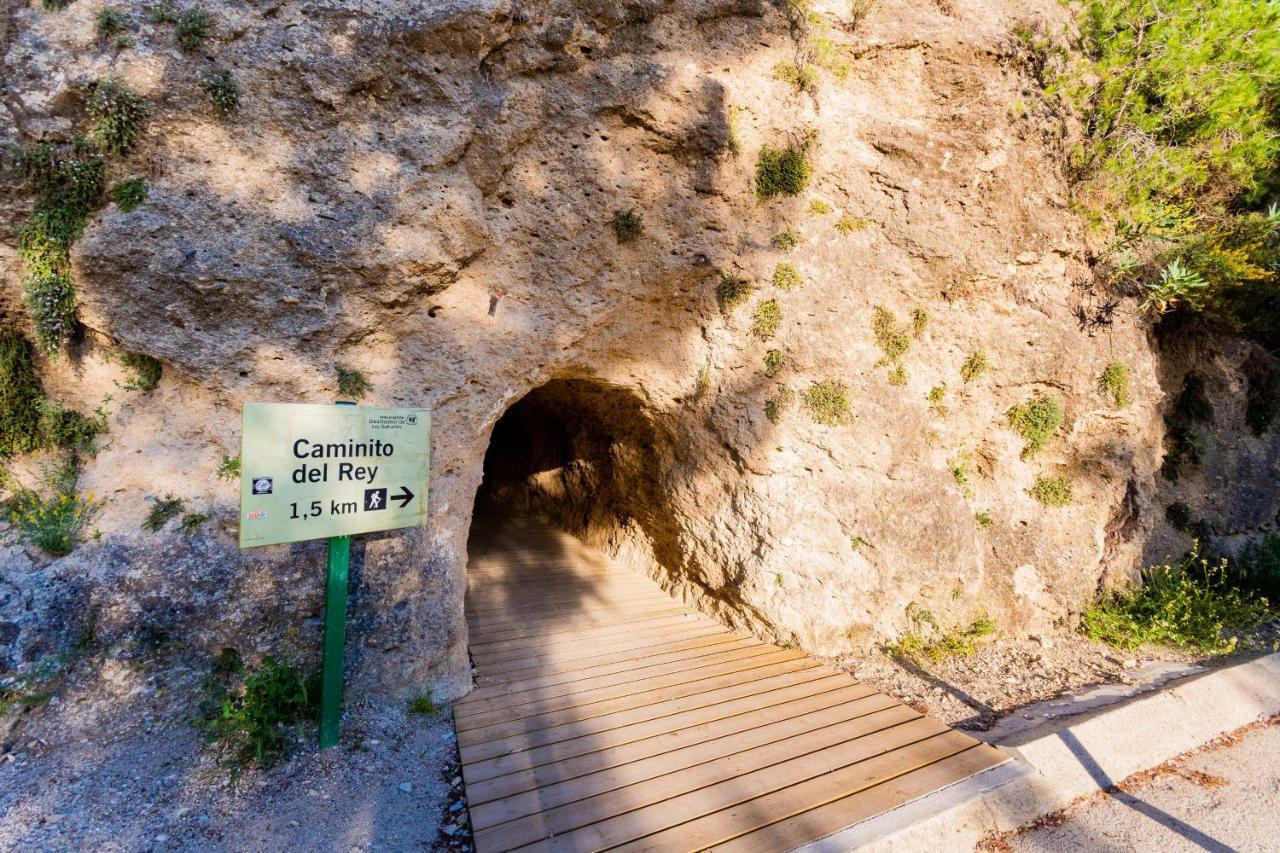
[239,402,430,548]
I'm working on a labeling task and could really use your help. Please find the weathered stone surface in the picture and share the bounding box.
[1,0,1278,701]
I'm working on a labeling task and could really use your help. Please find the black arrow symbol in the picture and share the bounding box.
[392,486,415,508]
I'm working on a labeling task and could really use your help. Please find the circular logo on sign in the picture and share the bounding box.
[252,477,273,495]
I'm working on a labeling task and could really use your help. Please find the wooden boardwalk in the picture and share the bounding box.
[456,516,1007,852]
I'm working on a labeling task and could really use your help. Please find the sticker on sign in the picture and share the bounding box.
[239,403,430,548]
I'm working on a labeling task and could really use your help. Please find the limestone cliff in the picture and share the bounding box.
[2,0,1277,700]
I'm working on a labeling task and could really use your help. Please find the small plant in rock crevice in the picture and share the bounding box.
[808,197,831,215]
[175,7,211,51]
[96,7,131,46]
[716,273,754,313]
[1100,361,1132,408]
[119,352,162,391]
[835,213,869,234]
[725,104,743,158]
[1030,475,1072,506]
[86,80,149,158]
[763,349,784,377]
[201,69,240,117]
[927,384,948,417]
[975,511,993,528]
[949,451,972,499]
[112,178,147,212]
[774,60,819,94]
[9,485,97,556]
[772,262,802,291]
[802,380,850,425]
[1007,394,1063,457]
[610,208,643,244]
[960,350,989,383]
[755,134,815,200]
[408,693,436,715]
[180,512,208,532]
[765,386,794,424]
[143,494,185,531]
[217,454,241,480]
[771,227,800,250]
[911,308,928,338]
[752,299,783,340]
[335,364,371,400]
[888,605,996,662]
[0,330,46,457]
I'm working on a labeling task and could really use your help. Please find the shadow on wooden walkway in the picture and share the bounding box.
[456,516,1007,852]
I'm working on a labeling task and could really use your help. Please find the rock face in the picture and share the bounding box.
[2,0,1278,699]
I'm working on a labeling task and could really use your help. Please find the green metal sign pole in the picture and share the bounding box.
[319,399,356,749]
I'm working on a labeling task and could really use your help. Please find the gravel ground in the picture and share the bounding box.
[0,653,460,852]
[989,716,1280,852]
[831,630,1274,731]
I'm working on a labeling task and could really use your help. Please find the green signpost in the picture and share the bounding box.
[239,402,430,748]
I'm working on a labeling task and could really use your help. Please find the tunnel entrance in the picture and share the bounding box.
[471,379,673,557]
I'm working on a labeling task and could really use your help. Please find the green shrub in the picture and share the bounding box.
[217,454,241,480]
[86,80,148,158]
[846,0,877,31]
[949,451,971,498]
[751,299,782,340]
[888,363,907,386]
[808,197,831,215]
[1081,548,1270,652]
[39,398,109,456]
[175,7,210,51]
[1029,475,1072,506]
[974,511,993,528]
[871,307,910,363]
[771,227,800,250]
[201,69,240,117]
[199,653,319,772]
[335,364,370,400]
[835,213,869,233]
[763,349,784,377]
[772,262,802,291]
[1072,0,1280,341]
[1007,395,1063,457]
[143,494,184,532]
[765,386,794,424]
[610,208,642,244]
[960,350,988,382]
[889,613,995,662]
[180,512,208,532]
[755,136,814,199]
[0,331,46,457]
[911,308,928,338]
[802,380,849,425]
[1099,361,1131,408]
[774,60,818,94]
[120,352,161,391]
[927,384,947,416]
[96,7,130,44]
[716,274,754,313]
[408,693,435,715]
[112,178,146,212]
[9,487,96,556]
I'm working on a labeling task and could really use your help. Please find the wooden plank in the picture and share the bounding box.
[457,648,808,737]
[466,592,678,627]
[713,744,1008,852]
[463,682,875,807]
[473,625,731,679]
[470,620,727,669]
[459,666,838,767]
[462,636,758,701]
[607,730,979,853]
[466,609,701,646]
[466,602,689,635]
[458,640,768,718]
[469,692,908,836]
[543,723,963,852]
[466,613,706,657]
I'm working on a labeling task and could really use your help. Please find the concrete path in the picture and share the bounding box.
[1010,720,1280,853]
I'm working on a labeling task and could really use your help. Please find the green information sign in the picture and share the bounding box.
[239,403,430,548]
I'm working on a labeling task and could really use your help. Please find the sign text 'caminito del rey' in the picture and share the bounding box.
[239,402,430,548]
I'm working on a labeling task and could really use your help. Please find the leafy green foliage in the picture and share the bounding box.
[199,652,319,772]
[610,208,642,244]
[802,380,849,425]
[143,494,184,532]
[1082,548,1270,652]
[86,80,148,158]
[112,178,147,212]
[974,511,993,528]
[176,7,211,51]
[888,604,996,662]
[180,512,208,532]
[1007,394,1063,457]
[771,227,800,250]
[1072,0,1280,340]
[1030,475,1072,506]
[217,454,241,480]
[835,213,869,234]
[408,693,436,715]
[927,384,947,417]
[765,386,793,424]
[120,352,161,391]
[960,350,988,383]
[751,299,782,340]
[763,349,784,377]
[1099,361,1132,408]
[808,197,831,215]
[9,486,96,556]
[949,450,971,498]
[0,330,46,457]
[716,273,754,313]
[96,7,131,45]
[774,61,818,94]
[772,262,802,291]
[335,364,370,400]
[201,69,240,117]
[755,135,814,199]
[910,308,928,338]
[39,397,110,456]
